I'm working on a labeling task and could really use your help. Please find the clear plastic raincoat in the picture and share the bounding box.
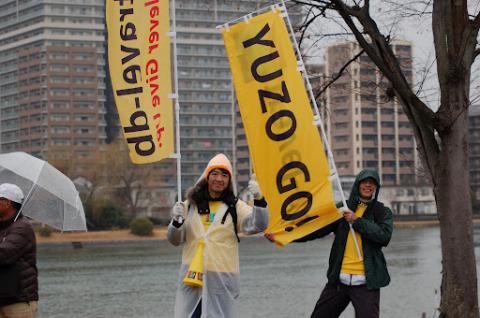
[168,200,268,317]
[167,154,268,318]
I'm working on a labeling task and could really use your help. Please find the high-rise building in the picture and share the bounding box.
[0,0,302,196]
[324,41,417,186]
[175,0,303,193]
[469,104,480,201]
[0,0,108,176]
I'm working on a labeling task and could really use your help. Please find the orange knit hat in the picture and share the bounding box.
[204,153,233,179]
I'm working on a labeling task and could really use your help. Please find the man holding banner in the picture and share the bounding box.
[221,6,392,317]
[167,153,268,318]
[292,170,393,318]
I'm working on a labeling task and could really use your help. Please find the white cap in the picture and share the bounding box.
[0,183,24,204]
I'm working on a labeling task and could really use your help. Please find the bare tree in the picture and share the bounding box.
[101,141,158,216]
[47,147,106,202]
[293,0,480,317]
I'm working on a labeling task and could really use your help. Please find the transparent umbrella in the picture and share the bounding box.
[0,152,86,231]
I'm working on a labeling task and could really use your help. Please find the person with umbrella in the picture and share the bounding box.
[0,152,87,232]
[0,183,38,318]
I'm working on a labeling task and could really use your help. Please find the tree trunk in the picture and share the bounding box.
[294,1,480,314]
[434,90,479,317]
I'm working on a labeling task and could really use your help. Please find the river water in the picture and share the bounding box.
[37,226,480,318]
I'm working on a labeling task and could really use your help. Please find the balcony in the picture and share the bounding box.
[362,140,378,147]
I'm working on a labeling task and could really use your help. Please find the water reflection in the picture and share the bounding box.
[37,227,479,318]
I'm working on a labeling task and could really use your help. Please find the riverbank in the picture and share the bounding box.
[395,217,480,228]
[37,218,473,245]
[36,227,168,245]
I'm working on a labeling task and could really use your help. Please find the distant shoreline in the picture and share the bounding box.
[394,216,480,228]
[36,218,480,246]
[36,228,168,245]
[394,219,440,228]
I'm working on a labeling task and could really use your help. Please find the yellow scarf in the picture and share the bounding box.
[340,203,367,275]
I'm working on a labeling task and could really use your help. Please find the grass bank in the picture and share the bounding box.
[36,227,168,245]
[37,218,476,245]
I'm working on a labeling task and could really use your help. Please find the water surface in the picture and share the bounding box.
[37,226,480,317]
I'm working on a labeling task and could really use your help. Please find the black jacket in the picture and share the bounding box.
[0,214,38,305]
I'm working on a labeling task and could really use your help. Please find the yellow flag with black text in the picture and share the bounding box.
[106,0,174,164]
[222,10,341,247]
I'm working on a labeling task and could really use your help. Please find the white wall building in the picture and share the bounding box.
[380,186,436,215]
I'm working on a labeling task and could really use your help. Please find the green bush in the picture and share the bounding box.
[84,199,130,230]
[130,217,154,236]
[37,226,53,237]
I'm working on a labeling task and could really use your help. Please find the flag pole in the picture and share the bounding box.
[231,80,238,195]
[170,0,182,200]
[279,0,362,260]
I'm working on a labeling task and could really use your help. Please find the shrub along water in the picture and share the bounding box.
[130,217,154,236]
[84,198,130,230]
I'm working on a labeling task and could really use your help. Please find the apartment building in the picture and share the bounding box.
[380,185,436,216]
[324,41,417,186]
[0,0,108,177]
[469,104,480,202]
[175,0,307,194]
[0,0,302,211]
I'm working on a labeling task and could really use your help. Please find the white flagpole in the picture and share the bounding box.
[170,0,182,200]
[231,80,238,195]
[279,1,362,260]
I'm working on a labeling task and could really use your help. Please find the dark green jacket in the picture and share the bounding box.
[297,170,393,290]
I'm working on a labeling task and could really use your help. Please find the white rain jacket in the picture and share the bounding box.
[167,199,268,318]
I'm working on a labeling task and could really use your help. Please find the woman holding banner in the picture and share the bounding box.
[167,153,268,318]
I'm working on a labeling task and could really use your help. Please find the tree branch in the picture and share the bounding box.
[363,0,369,12]
[315,49,364,99]
[298,7,327,46]
[474,47,480,60]
[329,0,439,180]
[292,0,331,10]
[474,11,480,28]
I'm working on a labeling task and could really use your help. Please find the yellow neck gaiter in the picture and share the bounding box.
[341,202,367,275]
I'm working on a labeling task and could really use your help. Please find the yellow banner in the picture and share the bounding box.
[106,0,174,164]
[222,10,341,247]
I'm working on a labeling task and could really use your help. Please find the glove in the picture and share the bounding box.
[172,202,185,224]
[248,174,263,200]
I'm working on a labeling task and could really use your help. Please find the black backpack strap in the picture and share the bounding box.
[221,198,240,242]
